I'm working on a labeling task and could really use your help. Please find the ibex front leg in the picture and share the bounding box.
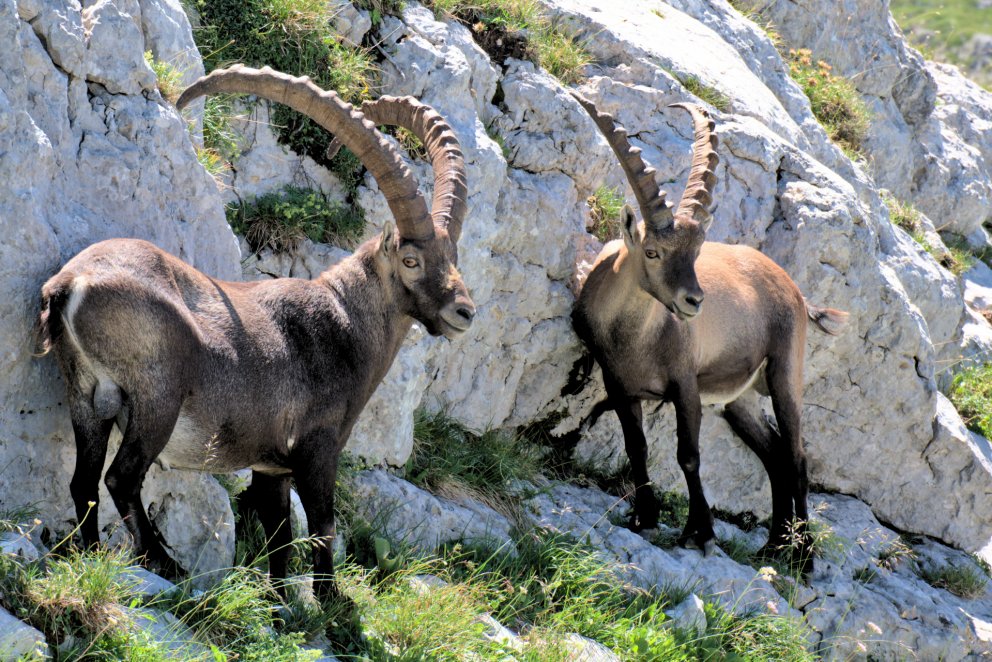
[607,378,660,531]
[671,379,715,554]
[291,428,344,604]
[238,472,292,596]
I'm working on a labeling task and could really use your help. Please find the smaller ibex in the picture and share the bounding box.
[36,66,475,600]
[571,94,847,568]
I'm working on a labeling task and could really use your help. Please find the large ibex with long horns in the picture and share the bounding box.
[36,66,475,599]
[571,94,847,569]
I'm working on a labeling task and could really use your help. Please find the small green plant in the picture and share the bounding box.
[144,51,184,103]
[675,73,732,112]
[586,185,625,242]
[941,233,979,276]
[882,191,923,234]
[853,565,877,584]
[195,146,231,187]
[656,490,691,529]
[787,48,870,157]
[227,186,365,252]
[537,27,593,85]
[0,546,141,653]
[919,561,989,599]
[877,536,917,571]
[407,408,542,514]
[949,363,992,440]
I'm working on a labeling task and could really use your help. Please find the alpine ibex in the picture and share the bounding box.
[571,94,847,568]
[36,65,475,599]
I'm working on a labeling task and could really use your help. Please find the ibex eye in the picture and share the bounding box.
[645,250,659,259]
[403,257,419,268]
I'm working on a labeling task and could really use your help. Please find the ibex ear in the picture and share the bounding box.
[379,221,396,256]
[621,205,639,249]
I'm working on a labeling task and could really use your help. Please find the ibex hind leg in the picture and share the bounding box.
[67,393,114,548]
[765,349,812,575]
[722,394,794,556]
[104,395,185,580]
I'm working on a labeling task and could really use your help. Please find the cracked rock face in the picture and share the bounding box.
[1,0,239,577]
[352,470,992,660]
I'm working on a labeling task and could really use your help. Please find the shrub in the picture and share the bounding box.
[786,48,870,157]
[227,186,365,252]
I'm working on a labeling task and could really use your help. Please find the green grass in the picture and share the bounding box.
[675,73,732,112]
[586,185,625,242]
[949,363,992,440]
[424,0,592,84]
[144,51,184,103]
[882,190,924,234]
[190,0,376,218]
[407,408,543,515]
[919,560,989,599]
[786,48,871,157]
[227,185,365,252]
[891,0,992,81]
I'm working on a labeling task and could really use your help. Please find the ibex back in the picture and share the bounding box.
[36,66,475,600]
[572,94,847,570]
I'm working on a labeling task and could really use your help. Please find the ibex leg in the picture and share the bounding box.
[104,398,183,579]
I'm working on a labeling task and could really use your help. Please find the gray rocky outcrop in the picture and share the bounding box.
[3,0,992,654]
[344,468,992,659]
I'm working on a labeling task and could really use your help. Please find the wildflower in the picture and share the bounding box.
[866,621,882,635]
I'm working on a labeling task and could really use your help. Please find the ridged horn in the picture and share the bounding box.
[177,65,435,241]
[361,96,468,244]
[669,103,719,224]
[571,91,674,230]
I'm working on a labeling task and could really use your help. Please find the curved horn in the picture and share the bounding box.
[177,65,435,241]
[669,103,719,223]
[571,91,674,230]
[361,96,468,244]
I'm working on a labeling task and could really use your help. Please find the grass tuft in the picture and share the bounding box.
[786,48,870,157]
[227,185,365,252]
[425,0,592,84]
[586,185,625,242]
[675,73,732,112]
[407,407,543,515]
[144,51,184,103]
[949,363,992,440]
[919,561,989,599]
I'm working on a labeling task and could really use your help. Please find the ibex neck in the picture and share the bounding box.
[318,240,411,359]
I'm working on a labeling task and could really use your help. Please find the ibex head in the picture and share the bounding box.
[358,96,475,338]
[574,95,719,320]
[178,68,475,338]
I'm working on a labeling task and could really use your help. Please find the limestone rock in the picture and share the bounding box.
[664,594,707,636]
[0,531,41,562]
[0,606,48,660]
[347,469,515,551]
